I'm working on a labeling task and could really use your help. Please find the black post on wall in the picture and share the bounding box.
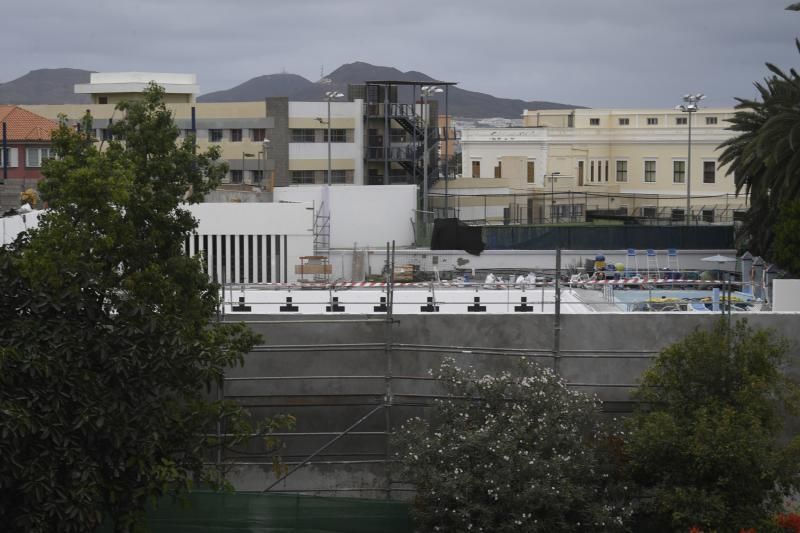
[444,86,449,218]
[2,121,7,184]
[553,247,562,375]
[191,106,196,153]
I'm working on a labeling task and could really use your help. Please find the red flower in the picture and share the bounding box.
[777,513,800,533]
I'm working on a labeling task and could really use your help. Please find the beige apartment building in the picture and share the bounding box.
[24,73,365,193]
[448,107,747,224]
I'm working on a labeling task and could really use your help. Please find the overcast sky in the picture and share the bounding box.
[3,0,798,108]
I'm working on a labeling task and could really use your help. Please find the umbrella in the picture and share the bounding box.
[701,254,737,263]
[701,255,737,284]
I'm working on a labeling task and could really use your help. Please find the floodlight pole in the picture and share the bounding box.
[421,85,443,215]
[548,172,561,224]
[325,91,344,186]
[677,93,704,225]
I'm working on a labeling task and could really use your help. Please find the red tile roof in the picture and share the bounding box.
[0,106,59,142]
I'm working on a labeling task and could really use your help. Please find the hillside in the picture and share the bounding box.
[200,61,580,118]
[0,68,92,104]
[0,63,580,118]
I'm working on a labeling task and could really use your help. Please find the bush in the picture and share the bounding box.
[393,358,630,532]
[625,320,800,532]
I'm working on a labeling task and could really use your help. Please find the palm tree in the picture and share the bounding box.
[718,39,800,256]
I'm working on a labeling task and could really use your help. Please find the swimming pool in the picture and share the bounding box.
[611,289,754,312]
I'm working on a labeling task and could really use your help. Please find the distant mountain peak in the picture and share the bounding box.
[0,68,92,105]
[0,63,581,118]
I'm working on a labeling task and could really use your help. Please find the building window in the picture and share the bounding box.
[389,128,406,143]
[251,170,264,184]
[673,160,686,183]
[251,128,266,142]
[590,160,594,182]
[98,96,108,104]
[291,170,315,184]
[230,170,243,184]
[494,161,502,178]
[702,209,715,223]
[101,128,113,141]
[291,129,315,143]
[618,118,630,126]
[642,206,657,218]
[705,117,718,125]
[471,160,480,178]
[646,117,658,125]
[324,129,347,143]
[526,160,535,183]
[615,160,628,182]
[209,129,223,142]
[577,160,584,185]
[733,210,747,222]
[0,147,18,167]
[230,129,242,142]
[589,118,600,126]
[671,209,685,222]
[644,160,657,183]
[25,147,51,168]
[330,170,347,184]
[676,117,687,125]
[605,160,609,182]
[703,161,716,183]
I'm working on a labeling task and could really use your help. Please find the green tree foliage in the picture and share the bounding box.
[0,84,291,532]
[394,358,631,533]
[774,199,800,276]
[718,36,800,258]
[625,320,800,532]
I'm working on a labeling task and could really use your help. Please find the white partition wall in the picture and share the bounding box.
[187,202,314,284]
[273,185,417,248]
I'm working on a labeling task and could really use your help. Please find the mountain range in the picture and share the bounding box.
[0,62,580,118]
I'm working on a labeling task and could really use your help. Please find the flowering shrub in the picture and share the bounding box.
[393,358,630,532]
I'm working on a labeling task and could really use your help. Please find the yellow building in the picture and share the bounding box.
[449,107,747,224]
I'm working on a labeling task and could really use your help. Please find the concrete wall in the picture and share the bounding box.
[224,312,800,497]
[773,280,800,311]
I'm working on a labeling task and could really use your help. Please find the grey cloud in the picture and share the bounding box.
[2,0,798,109]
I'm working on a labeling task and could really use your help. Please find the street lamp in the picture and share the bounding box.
[676,93,705,225]
[259,139,270,189]
[421,85,443,214]
[547,172,561,223]
[324,90,344,186]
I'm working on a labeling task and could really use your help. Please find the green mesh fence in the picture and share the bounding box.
[135,491,413,533]
[483,224,735,250]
